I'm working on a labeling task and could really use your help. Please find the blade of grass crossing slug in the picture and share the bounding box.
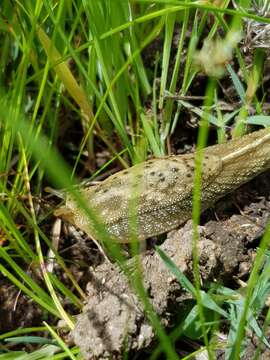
[192,79,217,360]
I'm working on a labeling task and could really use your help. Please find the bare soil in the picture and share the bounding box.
[72,171,270,359]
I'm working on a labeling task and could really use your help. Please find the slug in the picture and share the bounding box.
[55,128,270,243]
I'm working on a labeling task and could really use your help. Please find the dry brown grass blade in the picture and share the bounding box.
[37,27,93,121]
[37,26,95,166]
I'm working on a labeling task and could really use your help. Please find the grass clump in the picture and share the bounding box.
[1,1,270,359]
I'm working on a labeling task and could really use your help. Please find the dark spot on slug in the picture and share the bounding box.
[122,170,129,175]
[150,171,155,176]
[171,167,179,172]
[186,173,192,178]
[159,177,166,182]
[158,172,164,177]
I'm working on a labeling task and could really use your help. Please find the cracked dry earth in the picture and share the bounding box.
[71,170,270,359]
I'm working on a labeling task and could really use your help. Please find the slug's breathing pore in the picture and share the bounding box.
[55,128,270,243]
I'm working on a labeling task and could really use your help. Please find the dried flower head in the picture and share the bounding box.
[193,31,242,78]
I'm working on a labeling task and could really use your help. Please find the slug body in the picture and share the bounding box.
[57,128,270,242]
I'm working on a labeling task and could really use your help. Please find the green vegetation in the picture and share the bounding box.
[1,1,270,359]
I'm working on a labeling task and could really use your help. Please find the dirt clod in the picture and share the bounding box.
[72,172,270,359]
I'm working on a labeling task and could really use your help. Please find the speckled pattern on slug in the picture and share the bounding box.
[57,128,270,243]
